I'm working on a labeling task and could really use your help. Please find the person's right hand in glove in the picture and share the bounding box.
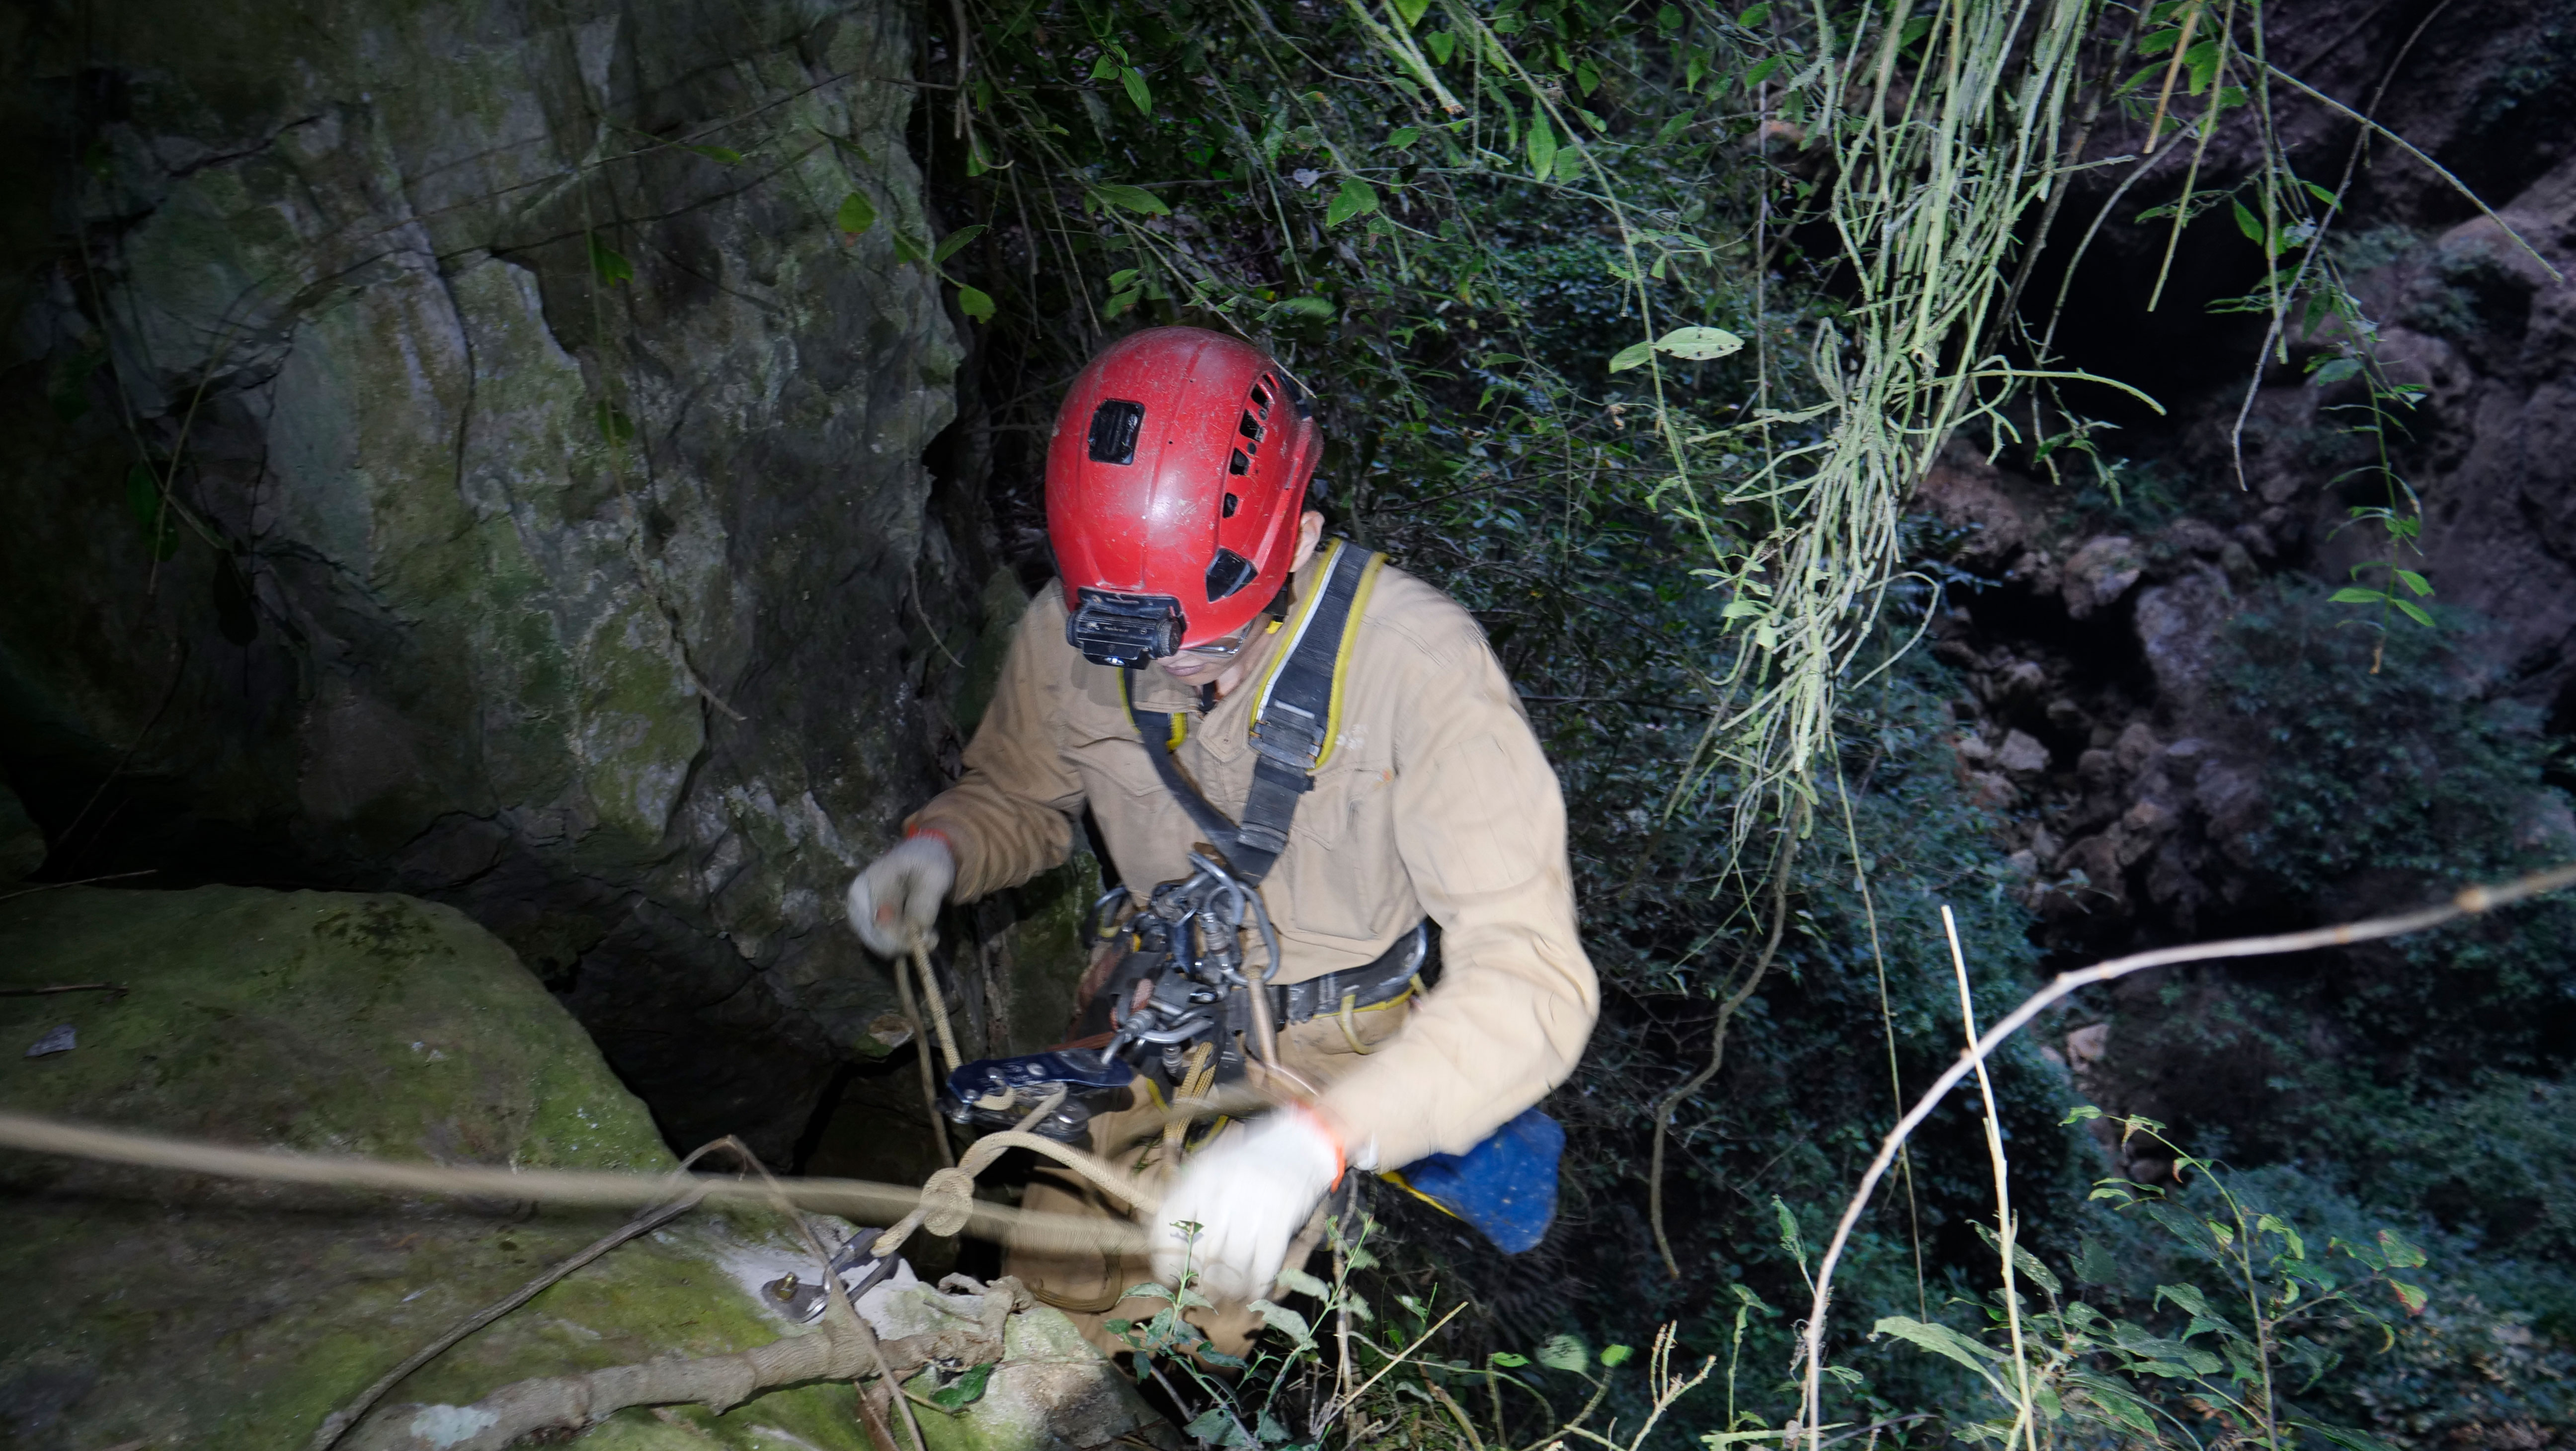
[845,831,956,956]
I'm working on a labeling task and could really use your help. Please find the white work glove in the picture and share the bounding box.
[1152,1108,1343,1303]
[845,835,956,957]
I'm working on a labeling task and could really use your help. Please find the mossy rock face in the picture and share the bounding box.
[0,885,1148,1451]
[0,0,990,1158]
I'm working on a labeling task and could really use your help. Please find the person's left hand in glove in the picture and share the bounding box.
[1151,1106,1346,1302]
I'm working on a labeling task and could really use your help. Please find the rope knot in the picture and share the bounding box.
[918,1166,978,1238]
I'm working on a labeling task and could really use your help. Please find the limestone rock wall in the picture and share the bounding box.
[0,0,982,1153]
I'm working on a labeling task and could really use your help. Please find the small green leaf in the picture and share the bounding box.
[690,144,744,164]
[1654,325,1745,360]
[1527,110,1557,179]
[1325,177,1379,227]
[2063,1104,2104,1124]
[1598,1343,1633,1368]
[1104,289,1142,318]
[890,231,930,264]
[2394,568,2432,596]
[956,285,995,322]
[2330,586,2387,604]
[1388,126,1420,150]
[2258,1213,2308,1260]
[2394,597,2436,627]
[1773,1197,1807,1264]
[2073,1235,2121,1286]
[1736,2,1771,23]
[1742,53,1785,89]
[1390,0,1432,25]
[836,192,877,236]
[1247,1298,1315,1347]
[1427,31,1456,64]
[2390,1280,2428,1315]
[2308,356,2361,385]
[1275,1266,1331,1298]
[926,1362,992,1411]
[1122,66,1153,115]
[124,463,161,532]
[589,235,634,285]
[1535,1332,1588,1371]
[594,401,637,444]
[1575,59,1601,95]
[1608,341,1655,373]
[1872,1316,2007,1372]
[2232,199,2265,244]
[1091,183,1171,216]
[1489,1351,1530,1367]
[933,222,989,264]
[1270,295,1336,320]
[1183,1409,1250,1449]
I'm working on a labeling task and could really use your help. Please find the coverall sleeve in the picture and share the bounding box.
[907,598,1084,901]
[1311,633,1599,1170]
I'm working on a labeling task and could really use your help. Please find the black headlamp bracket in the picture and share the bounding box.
[1067,588,1187,667]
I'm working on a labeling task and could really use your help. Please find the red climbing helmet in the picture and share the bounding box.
[1046,326,1321,666]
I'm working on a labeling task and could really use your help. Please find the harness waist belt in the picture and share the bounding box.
[1254,921,1430,1026]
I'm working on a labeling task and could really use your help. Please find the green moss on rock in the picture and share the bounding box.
[0,885,868,1449]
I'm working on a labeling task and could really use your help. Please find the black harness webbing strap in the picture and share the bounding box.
[1121,540,1380,886]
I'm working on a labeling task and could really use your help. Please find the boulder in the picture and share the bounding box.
[0,884,1157,1451]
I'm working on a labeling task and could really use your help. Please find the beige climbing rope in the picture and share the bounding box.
[0,1108,1154,1257]
[907,940,963,1075]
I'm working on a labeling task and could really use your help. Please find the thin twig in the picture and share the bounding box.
[0,870,157,903]
[1941,906,2035,1451]
[1650,828,1798,1278]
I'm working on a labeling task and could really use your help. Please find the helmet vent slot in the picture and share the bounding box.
[1205,548,1259,602]
[1222,492,1240,517]
[1228,449,1250,476]
[1237,411,1263,446]
[1087,400,1146,464]
[1249,379,1275,417]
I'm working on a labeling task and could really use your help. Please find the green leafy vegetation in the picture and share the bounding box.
[891,0,2576,1443]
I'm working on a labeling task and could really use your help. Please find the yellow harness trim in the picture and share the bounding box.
[1247,540,1386,771]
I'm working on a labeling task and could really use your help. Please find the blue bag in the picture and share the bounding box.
[1382,1107,1564,1254]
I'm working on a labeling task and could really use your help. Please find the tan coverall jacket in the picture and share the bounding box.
[912,548,1598,1172]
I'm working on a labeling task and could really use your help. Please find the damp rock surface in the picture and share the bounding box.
[0,884,1150,1451]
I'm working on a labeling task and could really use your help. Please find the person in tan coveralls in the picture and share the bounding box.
[846,327,1596,1357]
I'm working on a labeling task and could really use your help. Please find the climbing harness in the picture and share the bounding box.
[941,539,1398,1136]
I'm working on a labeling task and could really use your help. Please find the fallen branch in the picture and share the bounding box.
[1795,861,2576,1445]
[310,1141,743,1451]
